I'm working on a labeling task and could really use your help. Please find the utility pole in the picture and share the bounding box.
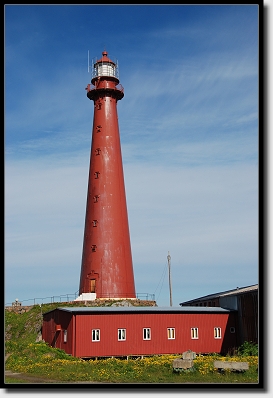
[167,251,173,306]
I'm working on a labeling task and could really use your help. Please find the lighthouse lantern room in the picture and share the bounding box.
[92,51,118,79]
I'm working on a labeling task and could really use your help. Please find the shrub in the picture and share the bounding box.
[237,341,258,356]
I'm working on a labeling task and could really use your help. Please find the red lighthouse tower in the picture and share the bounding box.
[77,51,136,301]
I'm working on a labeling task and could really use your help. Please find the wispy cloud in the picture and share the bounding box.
[5,151,257,305]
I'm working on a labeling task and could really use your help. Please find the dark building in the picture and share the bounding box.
[179,284,258,345]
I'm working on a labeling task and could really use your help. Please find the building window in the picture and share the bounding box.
[63,330,67,343]
[94,171,100,179]
[143,328,151,340]
[92,329,100,341]
[191,327,199,339]
[230,327,236,333]
[118,329,126,341]
[214,327,221,339]
[167,328,175,340]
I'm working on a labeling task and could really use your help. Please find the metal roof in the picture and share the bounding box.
[54,306,231,314]
[179,284,258,305]
[220,284,258,297]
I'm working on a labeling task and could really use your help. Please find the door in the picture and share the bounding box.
[90,279,96,293]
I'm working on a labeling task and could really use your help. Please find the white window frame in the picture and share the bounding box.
[214,327,221,339]
[143,328,151,340]
[63,329,67,343]
[118,328,126,341]
[191,327,199,339]
[92,329,100,342]
[167,328,175,340]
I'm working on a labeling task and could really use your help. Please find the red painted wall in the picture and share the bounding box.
[43,310,74,355]
[42,310,237,358]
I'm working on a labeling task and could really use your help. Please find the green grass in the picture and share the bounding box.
[5,377,33,384]
[5,350,259,384]
[5,304,259,384]
[5,375,60,384]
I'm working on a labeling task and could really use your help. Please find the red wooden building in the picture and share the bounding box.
[42,306,238,358]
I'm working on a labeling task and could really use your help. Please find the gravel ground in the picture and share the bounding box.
[5,370,104,384]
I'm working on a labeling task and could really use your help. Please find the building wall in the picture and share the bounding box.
[43,310,238,358]
[237,291,258,344]
[219,296,238,310]
[188,298,221,307]
[42,310,74,355]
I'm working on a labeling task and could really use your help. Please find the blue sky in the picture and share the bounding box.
[5,4,259,307]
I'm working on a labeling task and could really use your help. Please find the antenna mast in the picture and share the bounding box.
[88,50,90,73]
[167,251,173,306]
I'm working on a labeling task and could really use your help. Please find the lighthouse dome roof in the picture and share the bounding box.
[95,50,115,65]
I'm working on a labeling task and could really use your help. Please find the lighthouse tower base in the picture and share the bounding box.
[74,293,96,302]
[73,296,158,307]
[74,294,139,302]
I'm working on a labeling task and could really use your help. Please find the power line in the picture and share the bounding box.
[154,261,168,302]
